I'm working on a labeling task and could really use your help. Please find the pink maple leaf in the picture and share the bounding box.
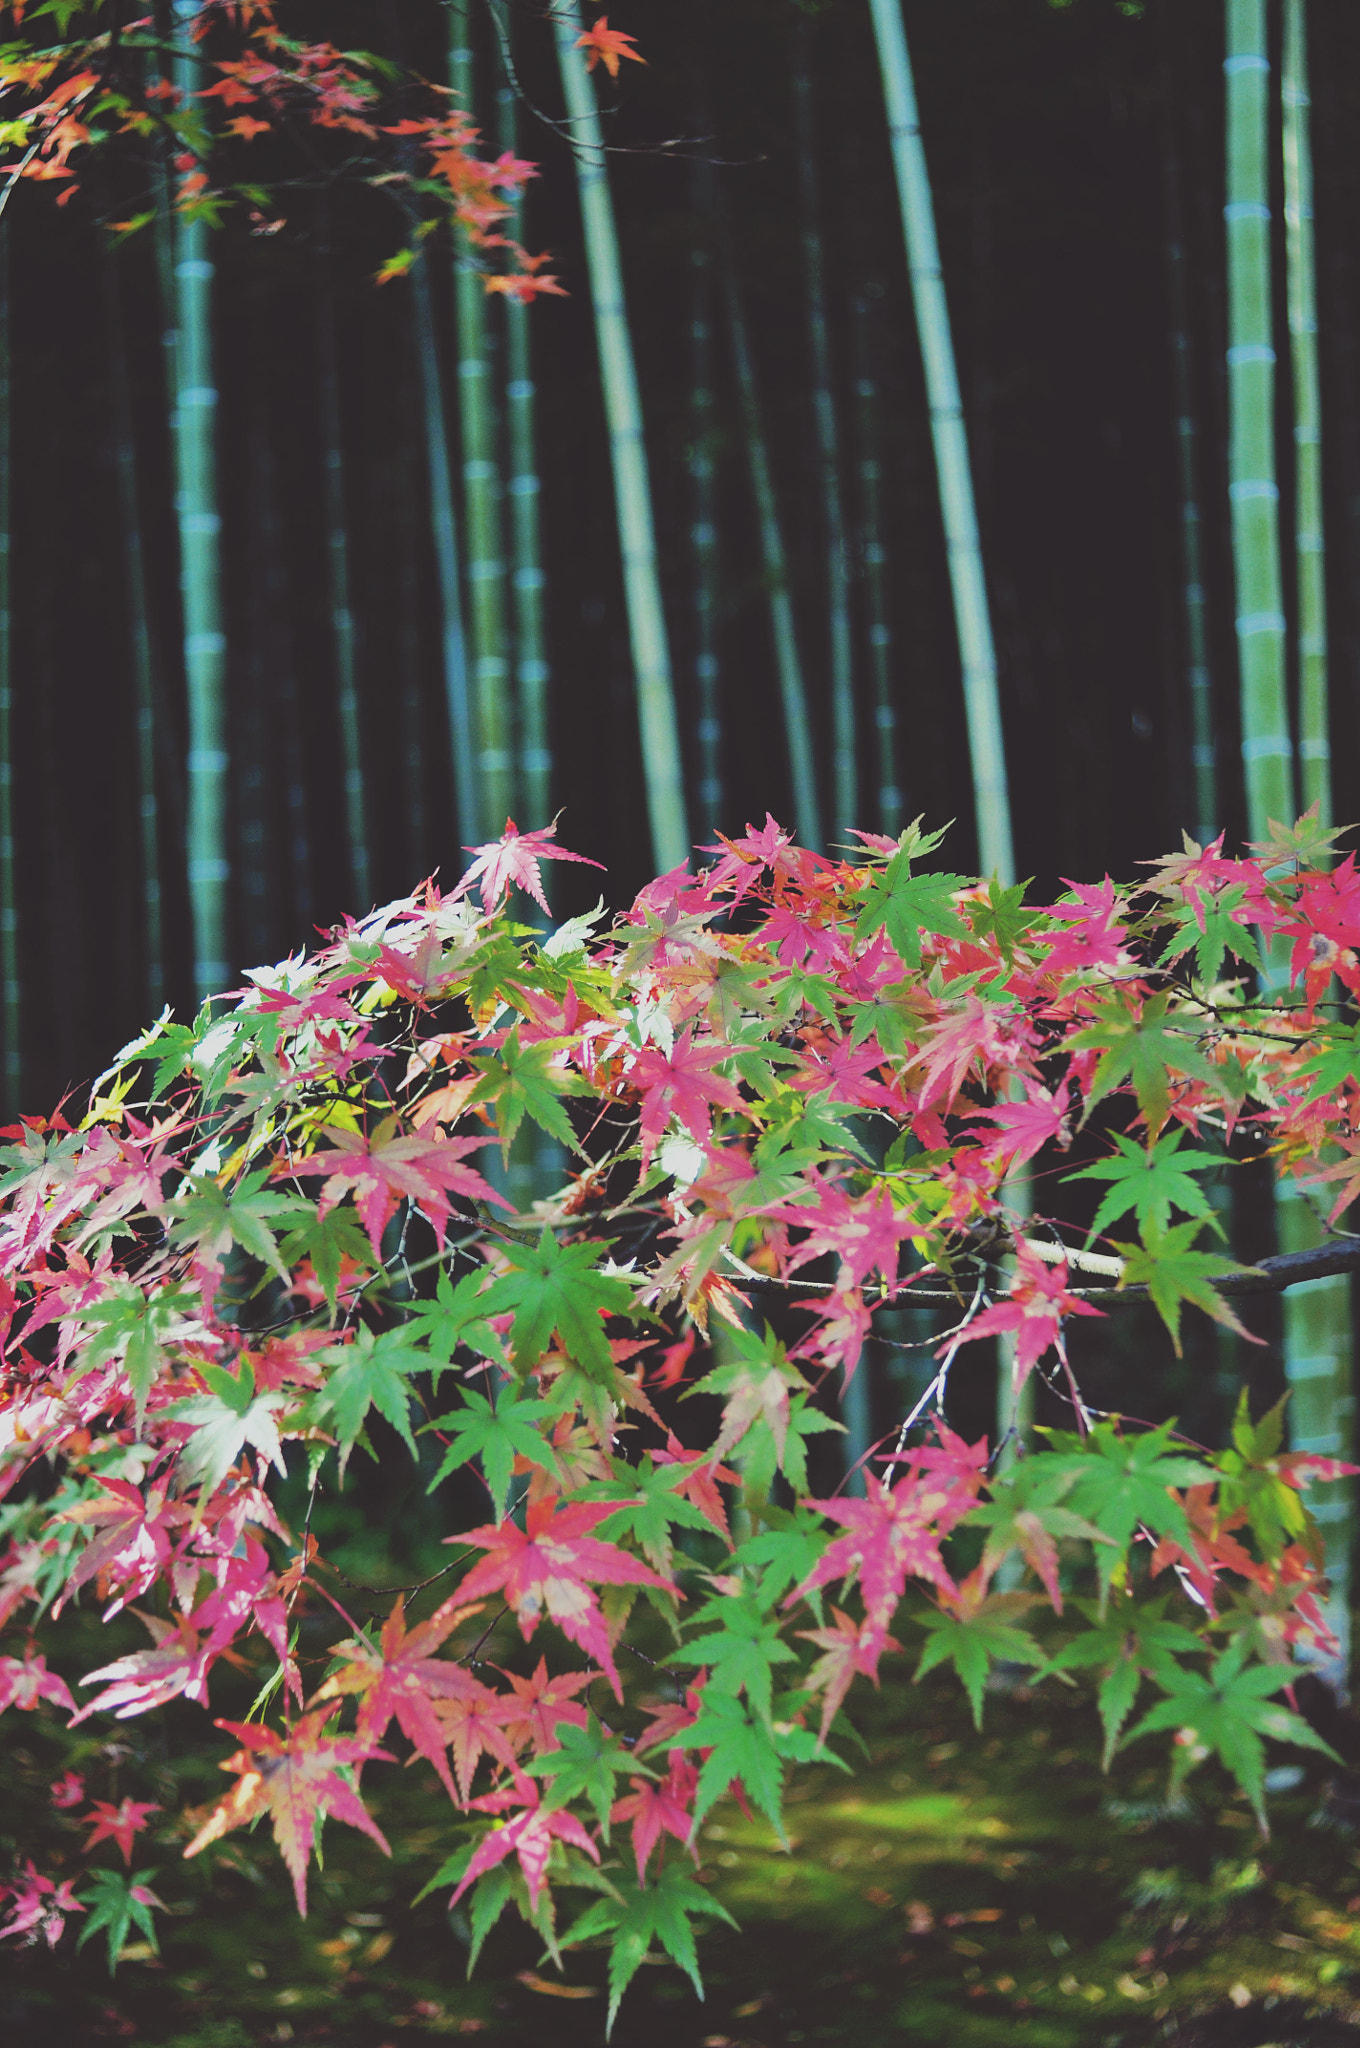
[770,1173,924,1295]
[1033,877,1127,978]
[0,1862,84,1947]
[949,1241,1104,1390]
[279,1123,509,1255]
[625,1029,745,1165]
[0,1650,75,1717]
[82,1796,160,1866]
[451,1779,599,1914]
[970,1080,1072,1169]
[611,1750,699,1880]
[450,1497,672,1696]
[455,816,604,917]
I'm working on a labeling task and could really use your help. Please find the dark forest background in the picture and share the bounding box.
[10,0,1358,1108]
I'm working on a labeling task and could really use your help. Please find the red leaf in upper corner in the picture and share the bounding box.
[453,1783,598,1914]
[309,1595,485,1803]
[184,1709,391,1917]
[451,1497,672,1696]
[948,1241,1104,1391]
[611,1750,699,1880]
[82,1797,160,1867]
[279,1123,508,1254]
[573,15,646,76]
[454,816,604,917]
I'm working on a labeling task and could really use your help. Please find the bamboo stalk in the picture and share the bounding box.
[171,0,229,998]
[851,293,903,834]
[867,0,1013,884]
[793,29,857,840]
[410,254,478,848]
[1225,0,1292,839]
[722,251,824,852]
[451,16,513,836]
[688,237,723,833]
[1284,0,1330,825]
[551,0,688,873]
[104,240,164,1012]
[0,224,16,1109]
[1160,70,1218,843]
[497,84,552,837]
[316,210,371,911]
[1281,0,1352,1690]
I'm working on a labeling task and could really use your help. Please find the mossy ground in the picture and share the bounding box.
[5,1622,1360,2048]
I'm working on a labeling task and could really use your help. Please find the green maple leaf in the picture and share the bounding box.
[675,1688,786,1840]
[314,1325,425,1472]
[730,1507,830,1608]
[167,1357,288,1499]
[1034,1597,1204,1767]
[911,1592,1044,1727]
[591,1455,718,1576]
[523,1714,644,1838]
[1295,1023,1360,1106]
[1067,990,1225,1133]
[405,1268,507,1384]
[67,1284,195,1430]
[1212,1389,1313,1559]
[562,1865,737,2037]
[465,933,531,1018]
[965,874,1039,962]
[853,851,969,968]
[277,1204,374,1318]
[1037,1419,1213,1595]
[1125,1632,1338,1825]
[168,1170,303,1284]
[481,1229,637,1382]
[671,1587,797,1726]
[1247,801,1353,868]
[1066,1128,1223,1241]
[1114,1219,1254,1354]
[966,1457,1112,1606]
[423,1385,555,1520]
[76,1867,162,1976]
[470,1027,589,1158]
[1161,884,1264,984]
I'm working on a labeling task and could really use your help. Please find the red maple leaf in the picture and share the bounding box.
[799,1607,900,1744]
[82,1796,160,1866]
[431,1681,521,1803]
[949,1241,1105,1391]
[970,1080,1072,1169]
[73,1613,216,1721]
[916,993,1039,1113]
[0,1650,75,1717]
[794,1428,986,1657]
[573,15,646,76]
[279,1121,508,1255]
[1033,877,1127,978]
[454,816,603,917]
[769,1173,923,1295]
[451,1497,672,1696]
[450,1779,598,1913]
[492,1656,594,1754]
[310,1595,485,1803]
[611,1750,699,1880]
[184,1708,391,1916]
[625,1029,745,1165]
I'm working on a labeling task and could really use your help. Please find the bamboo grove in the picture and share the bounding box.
[0,0,1355,1845]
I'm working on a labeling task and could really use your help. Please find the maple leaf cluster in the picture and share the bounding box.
[0,810,1355,2015]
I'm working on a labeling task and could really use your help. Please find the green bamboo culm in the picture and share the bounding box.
[1281,0,1353,1691]
[497,85,552,836]
[551,0,688,873]
[1283,0,1330,823]
[867,0,1013,884]
[104,241,164,1011]
[1225,0,1352,1692]
[411,254,479,848]
[688,236,723,832]
[316,212,370,911]
[851,294,903,835]
[1160,81,1217,843]
[172,0,229,998]
[722,247,823,852]
[1225,0,1292,836]
[793,27,857,839]
[0,223,16,1109]
[451,14,513,836]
